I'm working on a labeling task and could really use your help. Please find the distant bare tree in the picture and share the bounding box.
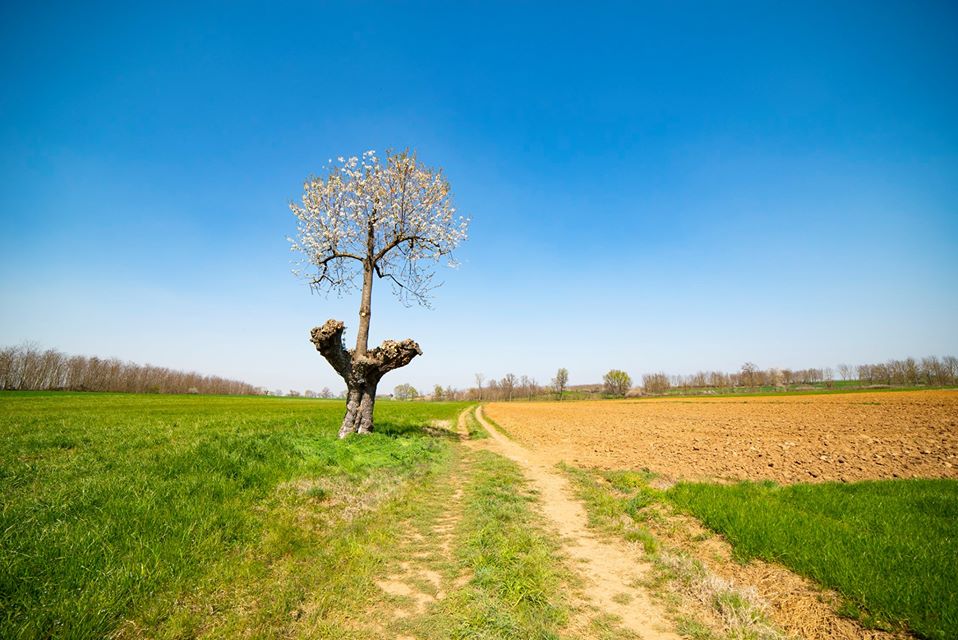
[501,373,517,401]
[944,356,958,381]
[528,377,539,400]
[689,371,708,388]
[474,373,485,401]
[740,362,757,388]
[0,346,15,389]
[767,368,784,387]
[642,373,670,394]
[551,368,569,400]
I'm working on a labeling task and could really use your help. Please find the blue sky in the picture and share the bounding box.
[2,1,957,393]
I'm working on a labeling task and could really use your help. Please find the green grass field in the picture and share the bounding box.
[564,466,958,640]
[0,392,468,639]
[668,479,958,640]
[7,391,956,639]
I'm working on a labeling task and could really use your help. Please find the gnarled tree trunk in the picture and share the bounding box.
[310,319,422,437]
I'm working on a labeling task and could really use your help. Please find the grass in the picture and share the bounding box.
[426,449,568,639]
[0,391,467,639]
[463,406,488,439]
[477,409,511,438]
[668,479,958,640]
[565,462,958,639]
[558,465,661,554]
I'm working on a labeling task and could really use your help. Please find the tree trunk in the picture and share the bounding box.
[355,263,373,357]
[310,319,422,438]
[339,378,378,437]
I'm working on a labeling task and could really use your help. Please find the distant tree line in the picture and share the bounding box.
[641,356,958,395]
[385,373,546,403]
[643,363,831,393]
[470,372,544,402]
[856,356,958,387]
[293,354,958,404]
[420,355,958,403]
[0,343,261,395]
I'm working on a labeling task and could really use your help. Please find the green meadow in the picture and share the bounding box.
[669,479,958,640]
[0,392,466,638]
[563,461,958,640]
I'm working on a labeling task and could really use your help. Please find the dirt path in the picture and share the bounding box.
[369,417,470,639]
[473,406,681,640]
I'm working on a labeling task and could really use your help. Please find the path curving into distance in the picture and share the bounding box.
[473,406,681,640]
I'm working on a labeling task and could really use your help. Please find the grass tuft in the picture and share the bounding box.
[463,406,488,440]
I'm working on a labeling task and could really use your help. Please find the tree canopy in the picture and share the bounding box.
[603,369,632,396]
[289,149,469,308]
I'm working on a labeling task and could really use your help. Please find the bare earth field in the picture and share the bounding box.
[485,390,958,483]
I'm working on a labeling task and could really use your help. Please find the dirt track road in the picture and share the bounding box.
[472,406,680,640]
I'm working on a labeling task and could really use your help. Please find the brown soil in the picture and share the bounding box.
[485,390,958,483]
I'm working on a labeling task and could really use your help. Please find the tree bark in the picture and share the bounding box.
[340,379,378,437]
[310,319,422,437]
[355,219,376,357]
[355,263,373,357]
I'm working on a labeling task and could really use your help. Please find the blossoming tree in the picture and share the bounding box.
[290,149,469,437]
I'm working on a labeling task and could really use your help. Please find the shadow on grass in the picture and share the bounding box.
[374,421,461,441]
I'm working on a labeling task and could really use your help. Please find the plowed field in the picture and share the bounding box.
[484,390,958,483]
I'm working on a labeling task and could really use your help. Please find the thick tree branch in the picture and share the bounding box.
[310,319,421,381]
[313,251,364,269]
[309,320,351,378]
[369,338,423,374]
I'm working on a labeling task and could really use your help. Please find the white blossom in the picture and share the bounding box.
[289,149,470,306]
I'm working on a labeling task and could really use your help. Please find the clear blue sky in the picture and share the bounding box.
[2,1,957,393]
